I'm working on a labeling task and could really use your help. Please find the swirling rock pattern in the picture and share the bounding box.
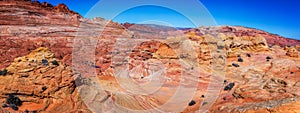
[0,0,299,112]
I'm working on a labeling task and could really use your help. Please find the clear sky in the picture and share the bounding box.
[38,0,300,40]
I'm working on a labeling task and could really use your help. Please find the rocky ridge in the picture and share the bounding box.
[0,0,299,113]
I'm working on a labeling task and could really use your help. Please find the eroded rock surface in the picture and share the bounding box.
[0,47,90,112]
[0,0,300,113]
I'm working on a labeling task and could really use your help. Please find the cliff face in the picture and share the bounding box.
[0,0,81,26]
[0,0,300,113]
[0,0,82,69]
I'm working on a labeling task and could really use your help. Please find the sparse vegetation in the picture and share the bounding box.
[188,100,196,106]
[232,63,239,67]
[238,57,243,62]
[42,59,49,66]
[92,65,100,68]
[202,102,208,106]
[224,80,227,84]
[0,69,7,76]
[266,56,272,60]
[224,83,235,91]
[2,104,8,108]
[42,86,47,91]
[51,60,59,66]
[6,94,22,106]
[23,109,29,113]
[10,104,18,110]
[246,53,251,57]
[5,94,22,110]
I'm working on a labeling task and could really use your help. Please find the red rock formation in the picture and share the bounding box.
[197,26,300,47]
[286,46,299,58]
[0,0,81,26]
[0,0,299,113]
[0,47,89,112]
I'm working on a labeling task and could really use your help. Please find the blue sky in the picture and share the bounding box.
[38,0,300,39]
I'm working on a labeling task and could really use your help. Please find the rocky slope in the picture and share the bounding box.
[0,0,81,26]
[0,47,89,112]
[0,0,300,113]
[197,26,300,47]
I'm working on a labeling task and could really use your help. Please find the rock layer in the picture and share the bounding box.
[0,47,89,112]
[0,0,300,113]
